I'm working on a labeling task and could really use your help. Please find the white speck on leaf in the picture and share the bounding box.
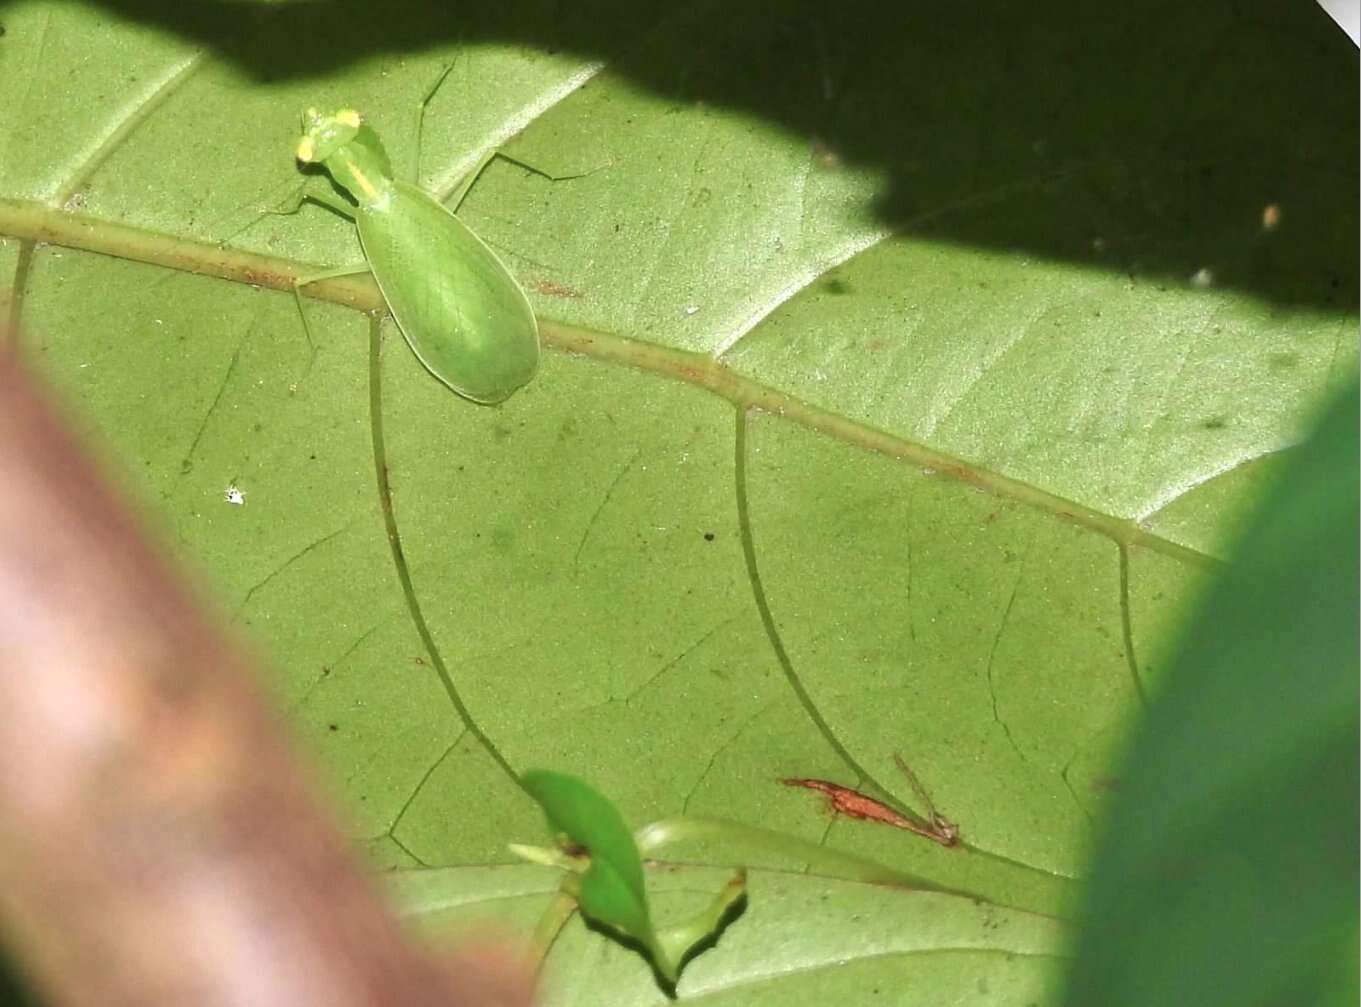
[225,486,245,506]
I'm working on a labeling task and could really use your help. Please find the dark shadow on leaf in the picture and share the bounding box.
[71,0,1359,310]
[673,887,749,977]
[578,885,750,998]
[578,912,679,998]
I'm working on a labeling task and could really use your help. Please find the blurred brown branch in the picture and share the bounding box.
[0,347,532,1006]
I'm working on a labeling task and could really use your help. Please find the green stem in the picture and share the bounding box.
[634,815,966,895]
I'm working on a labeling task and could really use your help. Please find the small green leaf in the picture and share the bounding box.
[519,770,746,986]
[522,770,655,949]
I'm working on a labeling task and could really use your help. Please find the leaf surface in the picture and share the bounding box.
[2,2,1355,1001]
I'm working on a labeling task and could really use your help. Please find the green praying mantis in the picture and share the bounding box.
[282,73,541,405]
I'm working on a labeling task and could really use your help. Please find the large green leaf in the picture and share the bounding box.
[1,1,1355,1000]
[1064,380,1359,1007]
[393,862,1064,1004]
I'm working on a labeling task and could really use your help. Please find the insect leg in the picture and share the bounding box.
[447,146,608,214]
[411,57,525,206]
[288,263,372,383]
[277,183,355,222]
[413,59,461,186]
[446,148,501,212]
[414,54,597,211]
[222,178,355,245]
[411,56,528,212]
[893,754,960,845]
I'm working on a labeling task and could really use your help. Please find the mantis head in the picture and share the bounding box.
[296,107,363,165]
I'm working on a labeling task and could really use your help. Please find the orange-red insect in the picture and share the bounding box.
[782,756,960,848]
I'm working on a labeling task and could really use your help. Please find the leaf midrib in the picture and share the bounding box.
[0,196,1221,572]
